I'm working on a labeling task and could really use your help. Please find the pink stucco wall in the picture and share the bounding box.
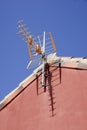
[0,67,87,130]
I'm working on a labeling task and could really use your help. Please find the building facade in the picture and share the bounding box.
[0,57,87,130]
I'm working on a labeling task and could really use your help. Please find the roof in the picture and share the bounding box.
[0,54,87,110]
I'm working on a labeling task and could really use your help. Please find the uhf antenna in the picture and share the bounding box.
[17,20,57,87]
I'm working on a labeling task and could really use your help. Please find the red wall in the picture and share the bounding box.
[0,67,87,130]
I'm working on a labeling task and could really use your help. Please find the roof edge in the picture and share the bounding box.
[0,56,87,110]
[0,65,42,110]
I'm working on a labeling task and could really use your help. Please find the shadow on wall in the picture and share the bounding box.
[36,63,62,117]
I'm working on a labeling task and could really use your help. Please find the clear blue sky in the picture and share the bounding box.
[0,0,87,101]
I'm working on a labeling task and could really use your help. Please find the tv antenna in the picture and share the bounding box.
[17,20,57,87]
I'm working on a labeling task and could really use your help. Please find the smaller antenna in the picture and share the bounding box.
[50,32,56,52]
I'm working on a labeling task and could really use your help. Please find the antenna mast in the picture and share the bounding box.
[41,32,46,86]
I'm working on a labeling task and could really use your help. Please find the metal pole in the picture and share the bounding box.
[42,32,46,86]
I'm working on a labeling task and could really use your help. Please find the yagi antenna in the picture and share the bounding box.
[17,20,57,87]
